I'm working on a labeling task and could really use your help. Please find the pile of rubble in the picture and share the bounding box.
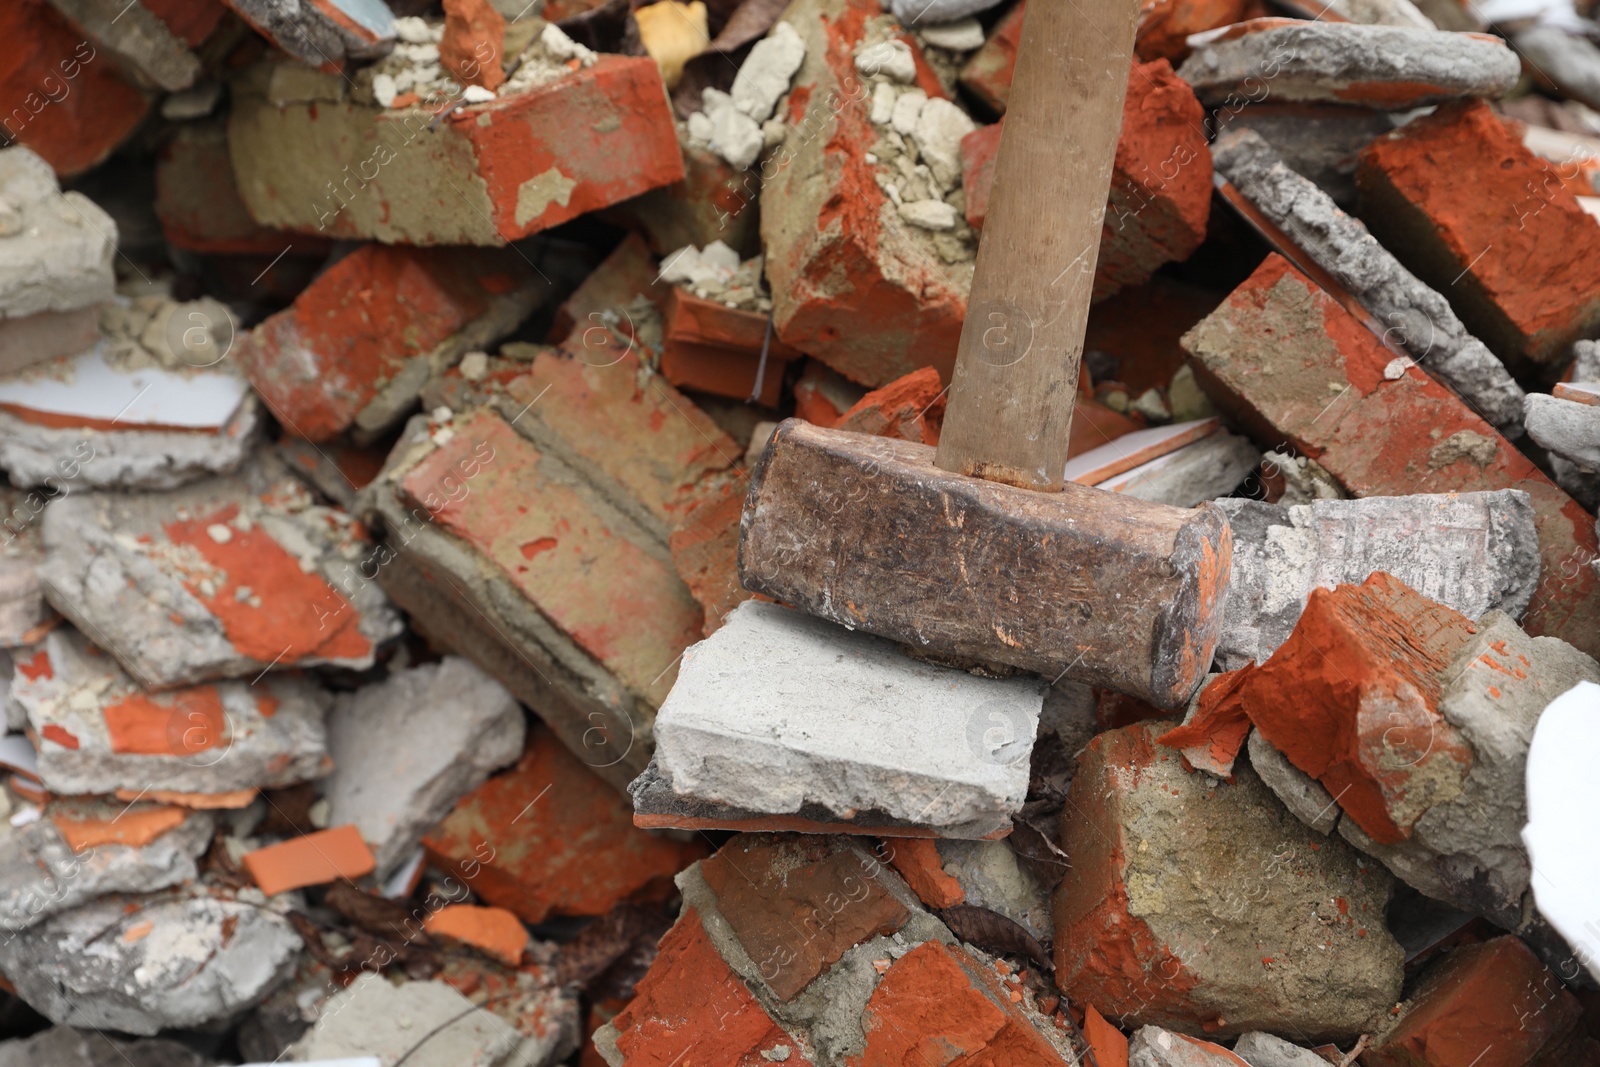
[0,0,1598,1064]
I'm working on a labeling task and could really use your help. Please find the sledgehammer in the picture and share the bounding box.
[740,0,1232,709]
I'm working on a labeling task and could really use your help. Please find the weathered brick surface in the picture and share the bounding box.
[603,907,813,1066]
[962,60,1211,303]
[701,835,910,1002]
[1052,720,1402,1041]
[155,121,325,257]
[760,0,972,387]
[605,139,761,257]
[422,729,705,924]
[668,471,751,636]
[240,244,541,442]
[958,1,1023,114]
[660,287,802,406]
[1182,255,1600,659]
[0,0,150,177]
[1364,937,1582,1067]
[1358,101,1600,371]
[228,54,684,245]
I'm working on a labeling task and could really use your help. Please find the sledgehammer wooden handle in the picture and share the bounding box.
[936,0,1142,492]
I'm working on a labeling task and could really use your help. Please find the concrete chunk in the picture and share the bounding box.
[651,601,1043,839]
[1212,129,1525,434]
[1213,490,1539,670]
[1129,1027,1251,1066]
[40,456,402,688]
[1247,728,1338,836]
[43,0,201,92]
[0,1025,213,1067]
[1232,1031,1328,1066]
[1525,393,1600,471]
[13,627,332,796]
[0,891,303,1036]
[324,656,524,878]
[1178,20,1520,109]
[0,147,116,321]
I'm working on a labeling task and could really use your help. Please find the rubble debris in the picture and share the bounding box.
[0,146,117,376]
[958,1,1023,112]
[1516,23,1600,115]
[645,600,1043,839]
[359,350,733,789]
[423,727,704,924]
[1209,574,1600,924]
[239,244,544,442]
[0,1024,215,1066]
[1213,490,1539,670]
[227,46,684,245]
[1177,19,1521,109]
[1521,681,1600,984]
[424,903,526,966]
[322,656,523,878]
[40,456,402,688]
[1525,391,1600,470]
[1232,1030,1329,1067]
[286,971,579,1067]
[887,0,1002,24]
[12,627,332,796]
[0,798,212,930]
[220,0,397,71]
[1128,1026,1251,1066]
[1358,100,1600,373]
[0,889,303,1035]
[1095,429,1260,508]
[42,0,202,93]
[1212,129,1526,434]
[1183,254,1600,659]
[1054,720,1403,1041]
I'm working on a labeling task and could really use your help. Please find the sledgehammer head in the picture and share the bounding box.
[740,420,1232,709]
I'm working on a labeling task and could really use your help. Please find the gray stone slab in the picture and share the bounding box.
[0,148,116,320]
[1526,392,1600,471]
[1248,728,1339,836]
[651,600,1043,839]
[43,0,201,92]
[1233,1030,1330,1066]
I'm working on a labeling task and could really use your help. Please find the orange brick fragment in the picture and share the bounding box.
[243,825,377,896]
[884,837,965,910]
[1084,1004,1129,1067]
[52,806,187,852]
[440,0,505,91]
[425,904,527,967]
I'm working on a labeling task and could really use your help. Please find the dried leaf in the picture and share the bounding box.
[556,903,670,988]
[938,904,1053,973]
[326,880,433,949]
[706,0,788,52]
[558,0,646,56]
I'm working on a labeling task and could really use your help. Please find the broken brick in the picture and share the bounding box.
[1137,0,1253,63]
[604,137,762,258]
[1182,254,1600,660]
[1052,720,1402,1040]
[439,0,505,92]
[422,728,705,925]
[958,1,1023,114]
[885,836,965,910]
[238,243,543,442]
[834,365,947,444]
[424,904,527,967]
[155,121,325,258]
[668,471,752,636]
[227,53,685,245]
[1358,100,1600,371]
[547,232,667,345]
[700,834,910,1001]
[962,60,1211,303]
[1364,937,1583,1067]
[660,286,802,407]
[0,0,150,177]
[243,824,377,896]
[604,907,812,1066]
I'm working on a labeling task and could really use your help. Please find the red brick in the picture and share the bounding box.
[792,360,867,427]
[547,232,668,344]
[1155,668,1257,779]
[660,287,803,407]
[884,837,964,910]
[243,825,376,896]
[156,121,330,257]
[834,366,947,445]
[239,244,538,442]
[761,0,970,388]
[608,908,813,1066]
[1084,1004,1130,1067]
[1085,278,1221,395]
[1358,100,1600,371]
[0,0,149,177]
[440,0,505,91]
[962,60,1211,303]
[701,835,910,1002]
[1182,254,1600,659]
[424,904,526,967]
[228,54,685,245]
[422,729,706,924]
[859,941,1076,1065]
[668,472,752,636]
[604,139,761,257]
[1364,937,1582,1067]
[958,1,1024,114]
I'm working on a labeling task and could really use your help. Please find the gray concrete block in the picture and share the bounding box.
[1212,129,1526,434]
[1129,1026,1255,1065]
[0,147,117,320]
[0,403,261,492]
[0,1025,215,1067]
[1574,338,1600,383]
[40,455,402,688]
[1233,1030,1330,1066]
[1247,728,1339,836]
[12,627,331,796]
[1179,22,1519,109]
[1213,490,1538,670]
[1102,429,1260,508]
[651,601,1043,839]
[1516,25,1600,113]
[323,657,525,878]
[0,890,304,1036]
[1525,392,1600,471]
[0,802,213,931]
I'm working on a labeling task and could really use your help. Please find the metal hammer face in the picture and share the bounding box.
[739,420,1232,709]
